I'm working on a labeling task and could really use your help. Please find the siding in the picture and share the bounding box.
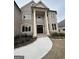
[21,2,36,35]
[14,2,22,36]
[48,11,58,33]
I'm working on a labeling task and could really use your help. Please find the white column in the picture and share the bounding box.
[45,10,50,36]
[33,9,37,38]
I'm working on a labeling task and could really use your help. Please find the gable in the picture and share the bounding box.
[35,1,48,8]
[21,1,36,9]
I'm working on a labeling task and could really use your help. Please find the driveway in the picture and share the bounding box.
[14,37,53,59]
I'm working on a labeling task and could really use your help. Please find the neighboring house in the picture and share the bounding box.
[14,1,58,38]
[58,20,65,33]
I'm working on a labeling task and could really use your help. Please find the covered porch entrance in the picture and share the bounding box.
[32,7,50,38]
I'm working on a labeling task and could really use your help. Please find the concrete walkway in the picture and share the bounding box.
[14,37,53,59]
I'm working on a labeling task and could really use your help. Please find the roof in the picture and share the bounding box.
[49,10,57,14]
[14,1,21,11]
[58,19,65,27]
[15,1,57,14]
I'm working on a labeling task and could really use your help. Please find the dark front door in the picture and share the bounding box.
[37,25,43,33]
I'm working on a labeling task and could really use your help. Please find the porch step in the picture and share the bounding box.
[37,34,47,38]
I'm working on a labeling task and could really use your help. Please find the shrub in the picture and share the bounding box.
[52,32,59,36]
[59,33,65,37]
[14,34,33,48]
[21,34,27,38]
[51,32,65,39]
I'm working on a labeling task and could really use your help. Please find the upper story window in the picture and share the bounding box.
[52,24,57,30]
[38,16,41,18]
[31,3,34,6]
[23,15,31,20]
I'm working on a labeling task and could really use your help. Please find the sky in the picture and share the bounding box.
[15,0,65,23]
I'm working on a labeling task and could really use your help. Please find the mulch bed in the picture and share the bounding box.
[50,32,65,39]
[14,34,36,49]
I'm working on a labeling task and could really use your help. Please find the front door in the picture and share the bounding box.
[37,25,43,33]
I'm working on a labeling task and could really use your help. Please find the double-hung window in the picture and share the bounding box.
[22,26,31,32]
[52,24,57,30]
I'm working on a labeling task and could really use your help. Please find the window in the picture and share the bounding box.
[54,24,57,30]
[52,24,57,30]
[31,3,34,6]
[22,26,31,32]
[23,15,31,20]
[63,29,65,31]
[25,27,27,31]
[29,27,31,31]
[38,16,41,18]
[22,26,25,32]
[52,24,54,30]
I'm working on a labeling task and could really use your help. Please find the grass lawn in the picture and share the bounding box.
[43,39,65,59]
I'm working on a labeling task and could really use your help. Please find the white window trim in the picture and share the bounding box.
[21,24,26,33]
[23,15,31,20]
[21,24,31,33]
